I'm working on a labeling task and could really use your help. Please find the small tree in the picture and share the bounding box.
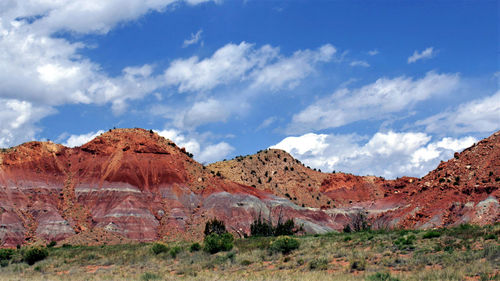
[350,209,370,232]
[204,218,227,236]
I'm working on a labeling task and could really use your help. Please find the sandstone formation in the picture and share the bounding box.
[0,129,498,247]
[0,129,338,247]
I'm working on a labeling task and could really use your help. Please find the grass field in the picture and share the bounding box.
[0,223,498,281]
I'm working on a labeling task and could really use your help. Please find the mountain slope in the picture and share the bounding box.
[0,129,338,247]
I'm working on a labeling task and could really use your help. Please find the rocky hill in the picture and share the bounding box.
[210,131,499,230]
[0,128,498,247]
[0,129,338,247]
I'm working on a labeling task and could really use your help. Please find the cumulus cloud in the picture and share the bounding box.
[63,130,105,147]
[408,47,435,63]
[368,49,379,56]
[271,131,477,179]
[155,129,233,163]
[197,142,234,163]
[0,98,53,148]
[164,42,336,93]
[287,71,459,133]
[417,91,500,134]
[183,29,203,47]
[350,60,370,67]
[0,0,214,147]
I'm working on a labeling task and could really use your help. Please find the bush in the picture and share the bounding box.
[204,233,234,254]
[204,218,227,236]
[367,272,401,281]
[151,243,168,255]
[47,241,57,248]
[270,236,300,254]
[169,246,182,258]
[250,213,296,237]
[394,234,416,250]
[250,214,274,237]
[0,248,15,261]
[189,242,201,252]
[423,230,441,239]
[309,258,328,270]
[23,247,48,265]
[141,272,160,281]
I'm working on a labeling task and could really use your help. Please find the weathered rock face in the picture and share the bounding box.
[0,129,498,247]
[0,129,339,247]
[210,132,500,230]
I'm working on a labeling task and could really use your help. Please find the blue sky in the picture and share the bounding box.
[0,0,498,178]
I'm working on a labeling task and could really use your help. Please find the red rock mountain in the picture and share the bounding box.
[0,129,498,247]
[210,131,499,229]
[0,129,337,247]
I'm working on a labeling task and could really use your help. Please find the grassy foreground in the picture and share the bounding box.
[0,224,498,281]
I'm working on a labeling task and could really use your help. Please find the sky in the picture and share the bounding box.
[0,0,498,179]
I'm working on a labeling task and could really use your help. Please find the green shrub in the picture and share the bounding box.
[394,234,416,250]
[151,243,168,255]
[204,218,227,236]
[189,242,201,252]
[169,246,182,258]
[270,236,300,254]
[141,272,160,281]
[0,259,8,267]
[204,233,234,254]
[250,214,274,237]
[366,272,401,281]
[274,219,295,236]
[0,248,15,261]
[309,258,328,270]
[47,241,57,248]
[484,233,496,240]
[423,230,441,239]
[23,247,48,265]
[240,259,252,266]
[349,259,366,272]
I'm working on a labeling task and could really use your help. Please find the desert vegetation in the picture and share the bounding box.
[0,223,497,280]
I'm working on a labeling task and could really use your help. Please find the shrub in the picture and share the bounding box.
[270,236,300,254]
[169,246,182,258]
[240,259,252,266]
[309,258,328,270]
[274,219,295,236]
[47,241,57,248]
[23,247,48,265]
[0,248,15,261]
[367,272,401,281]
[394,235,416,250]
[423,230,441,239]
[141,272,160,281]
[250,214,274,237]
[204,233,234,254]
[151,243,168,255]
[349,259,366,272]
[189,242,201,252]
[204,218,227,236]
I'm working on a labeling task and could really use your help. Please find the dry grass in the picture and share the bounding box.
[0,224,498,281]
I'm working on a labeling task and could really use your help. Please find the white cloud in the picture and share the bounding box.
[183,29,203,47]
[287,71,459,133]
[164,42,336,93]
[256,116,277,131]
[197,142,234,163]
[349,60,370,67]
[63,130,105,147]
[368,49,379,56]
[417,91,500,134]
[0,98,53,148]
[0,0,214,147]
[408,47,436,63]
[250,44,336,91]
[271,131,477,179]
[155,129,233,163]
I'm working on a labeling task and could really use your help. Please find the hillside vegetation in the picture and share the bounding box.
[0,224,498,281]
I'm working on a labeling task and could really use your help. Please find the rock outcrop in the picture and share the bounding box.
[0,129,498,247]
[0,129,339,247]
